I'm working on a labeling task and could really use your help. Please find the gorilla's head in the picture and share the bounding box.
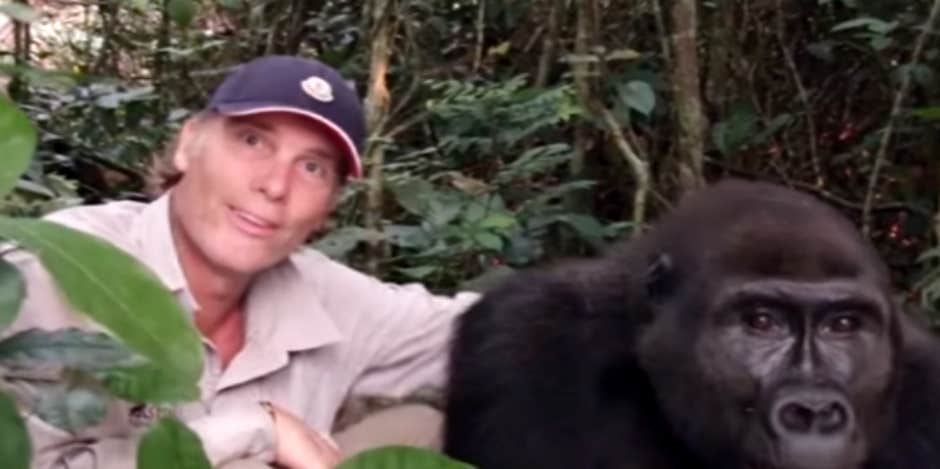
[635,180,900,469]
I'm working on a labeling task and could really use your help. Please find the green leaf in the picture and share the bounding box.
[97,363,199,403]
[473,232,504,251]
[389,179,435,216]
[0,392,30,469]
[33,385,108,434]
[0,328,145,372]
[337,446,474,469]
[138,417,211,469]
[557,214,606,246]
[313,227,384,260]
[0,64,78,90]
[617,80,656,116]
[394,265,438,280]
[167,0,197,28]
[0,218,203,399]
[478,213,517,230]
[831,17,895,33]
[383,225,432,249]
[0,258,24,332]
[218,0,243,9]
[914,107,940,121]
[0,98,37,199]
[0,2,40,22]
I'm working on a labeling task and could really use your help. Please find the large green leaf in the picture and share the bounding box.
[33,384,108,434]
[0,328,145,372]
[617,80,656,117]
[0,218,203,397]
[97,362,199,403]
[167,0,197,28]
[0,98,37,199]
[137,417,211,469]
[0,258,24,332]
[337,446,474,469]
[0,391,31,469]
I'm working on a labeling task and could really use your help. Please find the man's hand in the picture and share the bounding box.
[265,402,341,469]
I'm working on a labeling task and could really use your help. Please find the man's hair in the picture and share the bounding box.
[144,111,351,198]
[144,111,213,198]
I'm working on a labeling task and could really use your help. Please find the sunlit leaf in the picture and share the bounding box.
[478,213,517,230]
[0,392,30,469]
[337,446,474,469]
[0,258,24,332]
[138,417,211,469]
[617,81,656,117]
[96,363,199,403]
[473,232,503,251]
[0,98,37,199]
[394,265,437,280]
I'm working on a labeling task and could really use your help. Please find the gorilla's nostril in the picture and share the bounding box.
[774,398,852,435]
[817,402,849,434]
[779,402,816,433]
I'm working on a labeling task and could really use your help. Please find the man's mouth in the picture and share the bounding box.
[229,206,280,237]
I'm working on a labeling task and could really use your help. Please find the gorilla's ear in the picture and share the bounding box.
[645,253,675,300]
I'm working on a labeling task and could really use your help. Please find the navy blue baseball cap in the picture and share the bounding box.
[206,55,366,178]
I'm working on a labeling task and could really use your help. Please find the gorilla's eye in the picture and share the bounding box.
[825,315,862,335]
[743,309,783,334]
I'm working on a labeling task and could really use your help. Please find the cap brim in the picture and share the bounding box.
[213,102,363,179]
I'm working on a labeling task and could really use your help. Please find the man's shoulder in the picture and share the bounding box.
[42,199,150,246]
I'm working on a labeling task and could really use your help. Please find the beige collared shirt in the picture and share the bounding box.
[2,193,480,468]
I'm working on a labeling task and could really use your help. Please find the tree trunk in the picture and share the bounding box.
[670,0,707,191]
[363,0,396,274]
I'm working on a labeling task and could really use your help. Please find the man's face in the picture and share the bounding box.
[169,111,344,276]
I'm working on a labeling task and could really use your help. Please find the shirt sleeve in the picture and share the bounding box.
[314,258,481,397]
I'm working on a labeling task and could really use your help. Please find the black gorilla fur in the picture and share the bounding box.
[443,179,940,469]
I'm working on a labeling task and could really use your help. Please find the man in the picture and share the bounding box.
[3,55,479,468]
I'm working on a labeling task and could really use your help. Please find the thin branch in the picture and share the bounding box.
[472,0,486,73]
[775,0,822,187]
[573,0,649,226]
[862,0,940,237]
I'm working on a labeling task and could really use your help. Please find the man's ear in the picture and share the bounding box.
[173,117,204,172]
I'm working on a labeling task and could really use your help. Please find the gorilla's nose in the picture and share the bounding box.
[771,390,854,436]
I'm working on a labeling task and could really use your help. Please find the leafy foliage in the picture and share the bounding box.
[137,417,212,469]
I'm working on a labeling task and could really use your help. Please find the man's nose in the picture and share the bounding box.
[253,161,291,200]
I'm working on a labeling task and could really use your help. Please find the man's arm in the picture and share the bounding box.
[312,256,480,397]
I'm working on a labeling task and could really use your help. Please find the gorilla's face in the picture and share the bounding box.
[696,276,896,469]
[636,204,899,469]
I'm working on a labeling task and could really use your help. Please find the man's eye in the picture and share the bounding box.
[303,161,320,174]
[242,132,262,146]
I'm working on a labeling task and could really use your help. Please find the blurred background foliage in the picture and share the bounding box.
[5,0,940,322]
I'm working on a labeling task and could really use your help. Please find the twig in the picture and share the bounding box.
[775,0,822,187]
[472,0,486,73]
[862,0,940,237]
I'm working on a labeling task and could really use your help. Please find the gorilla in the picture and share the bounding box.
[443,179,940,469]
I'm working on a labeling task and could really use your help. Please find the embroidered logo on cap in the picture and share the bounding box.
[301,76,334,102]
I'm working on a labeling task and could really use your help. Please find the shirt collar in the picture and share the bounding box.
[128,192,344,359]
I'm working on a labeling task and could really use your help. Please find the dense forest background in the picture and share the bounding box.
[4,0,940,320]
